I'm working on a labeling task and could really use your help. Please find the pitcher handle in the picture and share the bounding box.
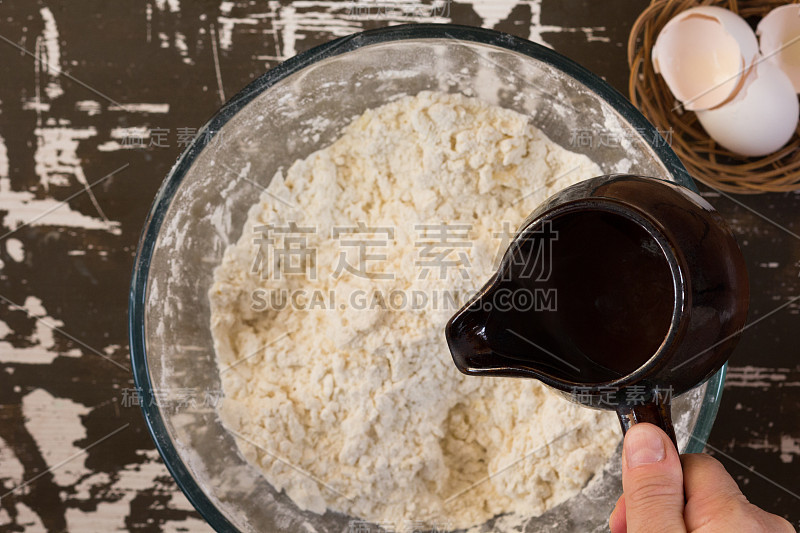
[616,396,677,451]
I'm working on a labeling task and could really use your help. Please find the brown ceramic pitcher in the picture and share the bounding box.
[446,174,749,447]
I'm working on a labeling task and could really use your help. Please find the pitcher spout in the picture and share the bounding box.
[445,280,567,380]
[445,293,494,375]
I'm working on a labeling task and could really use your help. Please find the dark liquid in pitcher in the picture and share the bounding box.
[484,209,675,383]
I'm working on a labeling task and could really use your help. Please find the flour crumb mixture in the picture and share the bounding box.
[209,91,620,529]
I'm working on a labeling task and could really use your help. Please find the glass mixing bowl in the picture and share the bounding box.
[129,24,726,532]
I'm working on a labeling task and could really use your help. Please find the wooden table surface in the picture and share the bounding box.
[0,1,797,531]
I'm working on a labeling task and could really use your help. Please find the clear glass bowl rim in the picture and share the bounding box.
[128,23,726,532]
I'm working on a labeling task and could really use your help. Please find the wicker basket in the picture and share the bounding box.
[628,0,800,193]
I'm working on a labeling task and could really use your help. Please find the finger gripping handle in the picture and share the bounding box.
[616,397,678,451]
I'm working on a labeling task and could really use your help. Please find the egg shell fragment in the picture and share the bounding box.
[652,6,759,111]
[757,4,800,93]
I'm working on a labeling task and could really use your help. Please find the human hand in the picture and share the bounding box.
[609,423,795,533]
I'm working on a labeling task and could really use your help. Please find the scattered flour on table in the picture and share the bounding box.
[209,91,620,530]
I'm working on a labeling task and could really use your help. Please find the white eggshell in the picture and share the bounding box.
[757,4,800,93]
[695,61,799,157]
[652,6,759,111]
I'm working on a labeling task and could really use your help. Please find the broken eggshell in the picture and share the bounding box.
[757,4,800,93]
[695,60,799,157]
[652,6,759,111]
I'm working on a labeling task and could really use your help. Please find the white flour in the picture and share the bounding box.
[209,91,620,529]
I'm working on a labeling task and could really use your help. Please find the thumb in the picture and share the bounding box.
[621,423,686,533]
